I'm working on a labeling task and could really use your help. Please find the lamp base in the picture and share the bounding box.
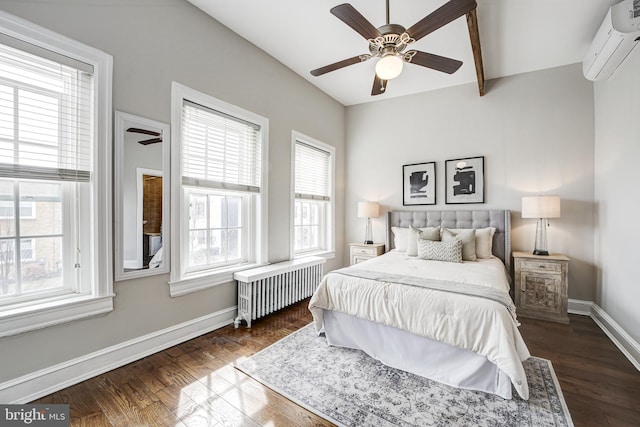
[363,217,374,246]
[532,218,550,256]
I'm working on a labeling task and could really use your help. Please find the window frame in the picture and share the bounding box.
[170,82,268,297]
[290,131,335,260]
[0,10,113,337]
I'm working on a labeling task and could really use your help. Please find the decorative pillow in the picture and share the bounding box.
[447,227,496,259]
[407,226,440,256]
[417,239,462,263]
[475,227,496,259]
[441,228,477,261]
[391,227,409,252]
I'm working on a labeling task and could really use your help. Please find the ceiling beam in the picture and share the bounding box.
[466,9,485,96]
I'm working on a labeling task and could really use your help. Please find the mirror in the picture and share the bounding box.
[114,111,170,280]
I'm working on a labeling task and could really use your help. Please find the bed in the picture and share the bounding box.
[308,209,531,399]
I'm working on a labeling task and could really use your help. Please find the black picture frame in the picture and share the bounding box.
[403,162,436,206]
[445,156,485,204]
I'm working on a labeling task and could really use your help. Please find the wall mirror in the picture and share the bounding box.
[114,111,170,280]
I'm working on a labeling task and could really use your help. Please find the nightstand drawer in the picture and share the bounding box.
[348,243,385,266]
[351,246,377,256]
[519,260,562,273]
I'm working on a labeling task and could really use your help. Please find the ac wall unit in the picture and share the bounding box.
[583,0,640,81]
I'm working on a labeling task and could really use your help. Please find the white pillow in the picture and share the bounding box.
[407,226,440,256]
[475,227,496,259]
[391,227,409,252]
[441,228,477,261]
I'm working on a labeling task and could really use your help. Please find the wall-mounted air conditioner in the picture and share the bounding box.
[583,0,640,81]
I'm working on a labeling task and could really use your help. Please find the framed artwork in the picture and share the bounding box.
[445,156,484,204]
[403,162,436,205]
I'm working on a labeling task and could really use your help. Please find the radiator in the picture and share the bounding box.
[233,256,326,328]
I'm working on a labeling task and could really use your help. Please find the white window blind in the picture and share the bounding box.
[0,41,93,182]
[182,100,261,193]
[295,141,330,201]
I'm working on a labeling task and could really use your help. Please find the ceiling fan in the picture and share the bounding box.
[310,0,477,96]
[126,127,162,145]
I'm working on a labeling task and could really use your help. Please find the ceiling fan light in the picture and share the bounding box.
[375,55,403,80]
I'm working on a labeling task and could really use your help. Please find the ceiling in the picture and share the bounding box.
[187,0,615,106]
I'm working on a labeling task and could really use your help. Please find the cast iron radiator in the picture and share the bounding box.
[233,256,325,328]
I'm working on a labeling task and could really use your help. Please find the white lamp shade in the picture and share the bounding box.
[375,55,403,80]
[357,201,380,218]
[522,195,561,218]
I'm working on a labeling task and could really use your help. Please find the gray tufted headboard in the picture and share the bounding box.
[386,210,512,274]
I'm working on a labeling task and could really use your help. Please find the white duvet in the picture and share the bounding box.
[308,251,531,399]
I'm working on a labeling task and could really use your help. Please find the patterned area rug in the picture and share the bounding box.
[236,324,573,427]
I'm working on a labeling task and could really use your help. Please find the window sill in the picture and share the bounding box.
[169,263,266,297]
[0,294,114,338]
[295,250,335,260]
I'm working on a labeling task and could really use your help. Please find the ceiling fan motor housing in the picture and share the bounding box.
[369,24,409,55]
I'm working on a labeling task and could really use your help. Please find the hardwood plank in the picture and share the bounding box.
[179,394,261,427]
[32,382,102,419]
[70,412,113,427]
[520,314,640,427]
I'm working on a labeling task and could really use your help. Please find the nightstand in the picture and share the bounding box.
[349,243,385,265]
[513,251,570,324]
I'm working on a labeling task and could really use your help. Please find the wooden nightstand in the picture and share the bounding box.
[513,251,570,324]
[349,243,385,265]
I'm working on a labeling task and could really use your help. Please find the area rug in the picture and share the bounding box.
[235,324,574,427]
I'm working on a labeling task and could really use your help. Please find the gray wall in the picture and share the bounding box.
[0,0,346,382]
[594,49,640,344]
[345,63,596,301]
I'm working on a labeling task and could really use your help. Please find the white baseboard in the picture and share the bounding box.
[567,299,639,372]
[0,306,237,404]
[590,303,640,371]
[568,299,593,316]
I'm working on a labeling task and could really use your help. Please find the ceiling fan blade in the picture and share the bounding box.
[310,55,371,76]
[405,50,462,74]
[371,74,388,96]
[407,0,476,42]
[330,3,381,40]
[138,138,163,145]
[127,127,161,137]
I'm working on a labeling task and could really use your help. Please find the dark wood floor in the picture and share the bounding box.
[32,300,640,427]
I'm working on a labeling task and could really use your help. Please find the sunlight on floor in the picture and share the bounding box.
[175,354,270,426]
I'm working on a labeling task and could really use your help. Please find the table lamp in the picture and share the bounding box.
[357,202,380,245]
[521,195,561,256]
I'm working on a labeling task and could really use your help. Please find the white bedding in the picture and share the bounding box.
[308,251,531,399]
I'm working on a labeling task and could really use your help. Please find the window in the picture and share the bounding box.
[186,191,244,269]
[0,200,34,219]
[170,83,268,296]
[0,11,113,337]
[292,132,335,258]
